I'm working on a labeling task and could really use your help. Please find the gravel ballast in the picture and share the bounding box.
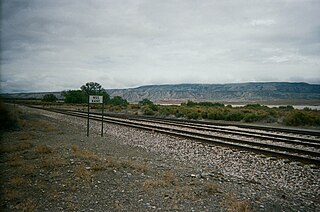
[1,105,319,211]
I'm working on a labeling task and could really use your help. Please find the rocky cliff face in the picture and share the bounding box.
[2,82,320,104]
[107,82,320,103]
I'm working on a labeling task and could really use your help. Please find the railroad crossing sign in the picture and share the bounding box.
[87,95,104,137]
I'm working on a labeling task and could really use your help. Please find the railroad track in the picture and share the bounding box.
[27,105,320,165]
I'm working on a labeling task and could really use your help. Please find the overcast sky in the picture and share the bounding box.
[1,0,320,93]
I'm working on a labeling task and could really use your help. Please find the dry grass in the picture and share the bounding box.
[71,144,80,152]
[163,171,176,185]
[62,179,77,192]
[72,145,99,161]
[3,188,20,201]
[133,163,148,173]
[225,193,251,212]
[41,156,67,169]
[91,160,108,171]
[120,160,135,169]
[67,201,78,212]
[91,157,149,174]
[35,144,53,154]
[204,182,220,194]
[21,164,36,176]
[8,154,24,167]
[142,179,166,190]
[142,170,177,191]
[74,165,92,182]
[174,186,197,201]
[16,198,37,212]
[9,176,26,188]
[29,120,57,132]
[105,157,119,168]
[48,188,60,201]
[0,141,33,153]
[18,133,35,141]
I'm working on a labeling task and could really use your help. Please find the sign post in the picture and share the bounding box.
[87,96,90,137]
[87,95,104,137]
[101,101,104,137]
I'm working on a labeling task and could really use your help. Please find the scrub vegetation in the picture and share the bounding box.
[2,81,319,127]
[3,97,320,127]
[131,100,320,127]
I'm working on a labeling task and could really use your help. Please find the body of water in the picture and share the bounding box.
[231,105,320,110]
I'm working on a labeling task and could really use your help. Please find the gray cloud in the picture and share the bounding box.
[1,0,320,93]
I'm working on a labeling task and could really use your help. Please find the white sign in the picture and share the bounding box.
[89,95,103,104]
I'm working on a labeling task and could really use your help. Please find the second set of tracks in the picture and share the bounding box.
[29,105,320,165]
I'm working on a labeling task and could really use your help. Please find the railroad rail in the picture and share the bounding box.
[27,105,320,165]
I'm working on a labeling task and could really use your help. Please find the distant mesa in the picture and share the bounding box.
[107,82,320,105]
[2,82,320,105]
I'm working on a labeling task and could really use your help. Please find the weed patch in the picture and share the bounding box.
[91,160,108,171]
[3,189,19,201]
[8,154,24,167]
[9,176,26,188]
[163,171,176,185]
[15,198,37,211]
[0,141,33,153]
[41,156,67,169]
[29,120,58,132]
[105,157,120,168]
[225,193,251,212]
[204,182,221,194]
[174,186,197,201]
[72,145,99,161]
[35,144,53,154]
[133,163,148,173]
[21,164,36,176]
[142,179,166,190]
[74,165,92,182]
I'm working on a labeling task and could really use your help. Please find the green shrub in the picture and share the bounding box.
[284,111,318,126]
[129,104,140,110]
[186,112,199,119]
[207,111,224,120]
[243,113,259,122]
[109,96,128,107]
[225,112,244,121]
[144,107,155,115]
[183,101,224,107]
[158,108,171,116]
[42,94,58,102]
[279,105,294,110]
[201,111,208,119]
[175,110,184,118]
[244,104,265,109]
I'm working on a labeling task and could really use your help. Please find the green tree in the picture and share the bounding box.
[42,94,58,102]
[80,82,110,103]
[109,96,128,106]
[62,90,86,103]
[139,98,158,111]
[139,98,153,105]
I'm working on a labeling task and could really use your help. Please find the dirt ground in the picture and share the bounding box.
[0,105,319,211]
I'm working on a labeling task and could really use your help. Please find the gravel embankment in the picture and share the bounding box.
[1,105,319,211]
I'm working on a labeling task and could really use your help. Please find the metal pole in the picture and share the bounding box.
[101,101,104,137]
[87,95,90,137]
